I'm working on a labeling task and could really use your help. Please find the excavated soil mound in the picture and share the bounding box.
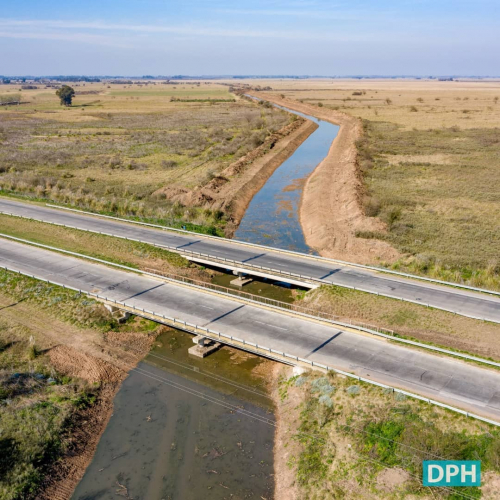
[249,92,399,265]
[47,344,124,383]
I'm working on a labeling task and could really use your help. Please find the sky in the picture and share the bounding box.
[0,0,498,76]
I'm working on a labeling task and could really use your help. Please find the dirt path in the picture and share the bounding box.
[248,92,399,264]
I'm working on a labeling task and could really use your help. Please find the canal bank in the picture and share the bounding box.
[235,97,339,253]
[246,92,399,263]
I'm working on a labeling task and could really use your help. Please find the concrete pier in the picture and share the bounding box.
[188,336,222,358]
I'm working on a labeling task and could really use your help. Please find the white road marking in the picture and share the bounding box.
[254,320,288,331]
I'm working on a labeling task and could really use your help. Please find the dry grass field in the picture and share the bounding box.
[0,81,292,234]
[239,79,500,288]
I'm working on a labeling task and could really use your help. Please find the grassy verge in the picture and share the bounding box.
[0,214,195,273]
[356,120,499,290]
[0,189,226,237]
[300,285,500,362]
[0,330,98,499]
[280,370,500,499]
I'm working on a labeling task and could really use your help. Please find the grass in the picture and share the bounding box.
[0,268,117,331]
[0,266,164,498]
[255,78,500,289]
[356,120,500,289]
[0,316,100,499]
[299,285,500,361]
[0,82,292,233]
[0,214,191,272]
[281,370,500,499]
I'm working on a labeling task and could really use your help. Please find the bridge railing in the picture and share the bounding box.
[1,212,499,325]
[3,263,499,429]
[2,232,500,371]
[143,266,394,335]
[43,204,500,298]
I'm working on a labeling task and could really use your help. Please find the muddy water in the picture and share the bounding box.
[210,271,296,303]
[234,101,339,253]
[72,329,275,500]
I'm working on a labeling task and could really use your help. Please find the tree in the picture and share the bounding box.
[56,85,75,106]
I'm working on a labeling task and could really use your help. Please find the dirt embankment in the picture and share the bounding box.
[271,364,301,500]
[154,117,318,237]
[0,295,157,500]
[247,92,399,264]
[36,329,158,500]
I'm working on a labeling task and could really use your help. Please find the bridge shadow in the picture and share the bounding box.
[176,240,203,249]
[120,283,165,302]
[203,304,246,327]
[241,253,266,264]
[305,331,342,358]
[319,269,341,280]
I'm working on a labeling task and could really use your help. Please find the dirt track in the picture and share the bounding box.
[248,92,399,264]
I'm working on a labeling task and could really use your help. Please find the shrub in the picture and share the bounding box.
[161,160,178,169]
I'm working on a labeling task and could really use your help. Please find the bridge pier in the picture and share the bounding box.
[188,336,221,358]
[230,270,253,287]
[104,304,131,324]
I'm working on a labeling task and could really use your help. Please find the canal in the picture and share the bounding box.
[234,100,339,253]
[72,328,276,500]
[72,99,336,499]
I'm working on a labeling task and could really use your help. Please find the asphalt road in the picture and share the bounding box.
[0,198,499,323]
[1,238,500,421]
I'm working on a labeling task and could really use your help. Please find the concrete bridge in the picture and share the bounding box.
[1,236,500,426]
[0,198,499,323]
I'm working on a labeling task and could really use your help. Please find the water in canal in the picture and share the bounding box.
[72,328,275,500]
[72,102,337,499]
[234,102,339,253]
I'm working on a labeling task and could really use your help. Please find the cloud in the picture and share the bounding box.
[0,18,373,42]
[0,29,132,48]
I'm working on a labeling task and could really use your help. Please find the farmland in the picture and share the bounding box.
[0,81,293,235]
[243,79,500,288]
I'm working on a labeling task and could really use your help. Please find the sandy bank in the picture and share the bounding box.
[248,92,398,264]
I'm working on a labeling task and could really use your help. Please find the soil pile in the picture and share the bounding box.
[47,344,124,383]
[249,92,399,264]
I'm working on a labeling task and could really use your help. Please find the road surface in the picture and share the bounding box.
[0,197,499,323]
[1,237,500,421]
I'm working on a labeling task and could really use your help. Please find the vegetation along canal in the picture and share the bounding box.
[72,328,276,499]
[235,101,339,253]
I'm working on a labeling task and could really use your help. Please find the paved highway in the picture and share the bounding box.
[0,197,499,323]
[1,237,500,421]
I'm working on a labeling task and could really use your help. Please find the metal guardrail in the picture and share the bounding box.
[1,211,499,324]
[143,267,394,336]
[2,232,500,371]
[2,263,499,429]
[44,204,500,298]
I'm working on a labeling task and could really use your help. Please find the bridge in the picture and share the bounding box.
[0,198,499,323]
[1,236,500,425]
